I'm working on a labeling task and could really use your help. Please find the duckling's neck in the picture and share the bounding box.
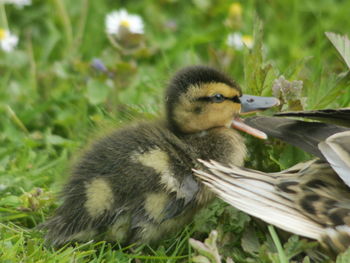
[177,127,247,168]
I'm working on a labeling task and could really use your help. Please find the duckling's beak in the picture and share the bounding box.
[231,95,280,140]
[240,95,280,114]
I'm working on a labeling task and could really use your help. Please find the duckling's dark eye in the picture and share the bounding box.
[211,94,225,103]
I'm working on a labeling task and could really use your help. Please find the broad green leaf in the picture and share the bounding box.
[0,196,22,207]
[241,227,260,255]
[45,134,68,145]
[325,32,350,70]
[85,79,110,105]
[244,18,278,95]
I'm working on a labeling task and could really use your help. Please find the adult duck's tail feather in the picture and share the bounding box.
[323,226,350,252]
[194,159,350,252]
[244,116,348,159]
[274,108,350,128]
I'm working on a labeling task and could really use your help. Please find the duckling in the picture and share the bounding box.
[41,65,279,246]
[194,108,350,252]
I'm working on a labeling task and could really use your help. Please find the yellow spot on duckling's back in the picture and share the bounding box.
[84,178,113,218]
[133,148,180,193]
[105,213,131,242]
[144,192,169,222]
[138,207,197,242]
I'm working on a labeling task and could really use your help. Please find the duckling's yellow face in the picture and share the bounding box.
[173,82,241,133]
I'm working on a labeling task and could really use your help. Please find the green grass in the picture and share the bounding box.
[1,0,350,262]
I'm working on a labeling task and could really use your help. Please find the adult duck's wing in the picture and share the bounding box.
[244,116,348,159]
[194,159,350,252]
[274,108,350,128]
[195,160,325,240]
[319,131,350,187]
[246,113,350,185]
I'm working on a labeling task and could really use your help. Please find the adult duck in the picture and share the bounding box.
[195,108,350,252]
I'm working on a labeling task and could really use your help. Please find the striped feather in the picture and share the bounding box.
[194,159,350,252]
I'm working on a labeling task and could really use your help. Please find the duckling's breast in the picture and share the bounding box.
[180,127,247,205]
[182,127,247,167]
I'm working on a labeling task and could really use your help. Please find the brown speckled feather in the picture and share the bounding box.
[195,159,350,252]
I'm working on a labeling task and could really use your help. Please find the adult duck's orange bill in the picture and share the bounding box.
[231,95,280,140]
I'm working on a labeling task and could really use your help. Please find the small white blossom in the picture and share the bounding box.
[227,32,253,50]
[0,0,31,8]
[0,29,18,52]
[105,9,144,36]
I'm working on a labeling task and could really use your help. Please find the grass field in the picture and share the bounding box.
[1,0,350,262]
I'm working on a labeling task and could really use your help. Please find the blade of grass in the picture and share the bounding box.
[6,105,29,134]
[0,3,8,29]
[268,225,288,263]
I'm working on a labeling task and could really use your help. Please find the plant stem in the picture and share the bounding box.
[52,0,73,51]
[71,0,89,55]
[0,3,9,29]
[268,225,288,263]
[26,31,38,93]
[6,105,29,134]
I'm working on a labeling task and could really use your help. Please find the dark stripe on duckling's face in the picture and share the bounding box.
[196,94,241,104]
[172,82,242,133]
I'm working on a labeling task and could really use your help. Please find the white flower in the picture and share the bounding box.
[0,28,18,52]
[0,0,31,7]
[105,9,144,36]
[227,32,253,50]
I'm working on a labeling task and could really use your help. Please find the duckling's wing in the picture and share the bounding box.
[275,108,350,128]
[319,131,350,187]
[161,175,199,221]
[245,116,348,159]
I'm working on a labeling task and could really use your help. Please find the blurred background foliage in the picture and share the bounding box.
[1,0,350,262]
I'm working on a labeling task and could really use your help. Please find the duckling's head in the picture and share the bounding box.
[165,65,243,134]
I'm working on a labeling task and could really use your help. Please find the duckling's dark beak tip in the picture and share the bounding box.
[240,95,280,114]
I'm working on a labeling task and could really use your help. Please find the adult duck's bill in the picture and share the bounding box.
[231,94,280,140]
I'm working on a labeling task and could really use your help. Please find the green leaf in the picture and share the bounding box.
[0,196,22,207]
[325,32,350,70]
[277,145,310,170]
[241,227,260,255]
[85,79,110,105]
[243,18,278,95]
[337,248,350,263]
[45,134,68,145]
[0,50,29,69]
